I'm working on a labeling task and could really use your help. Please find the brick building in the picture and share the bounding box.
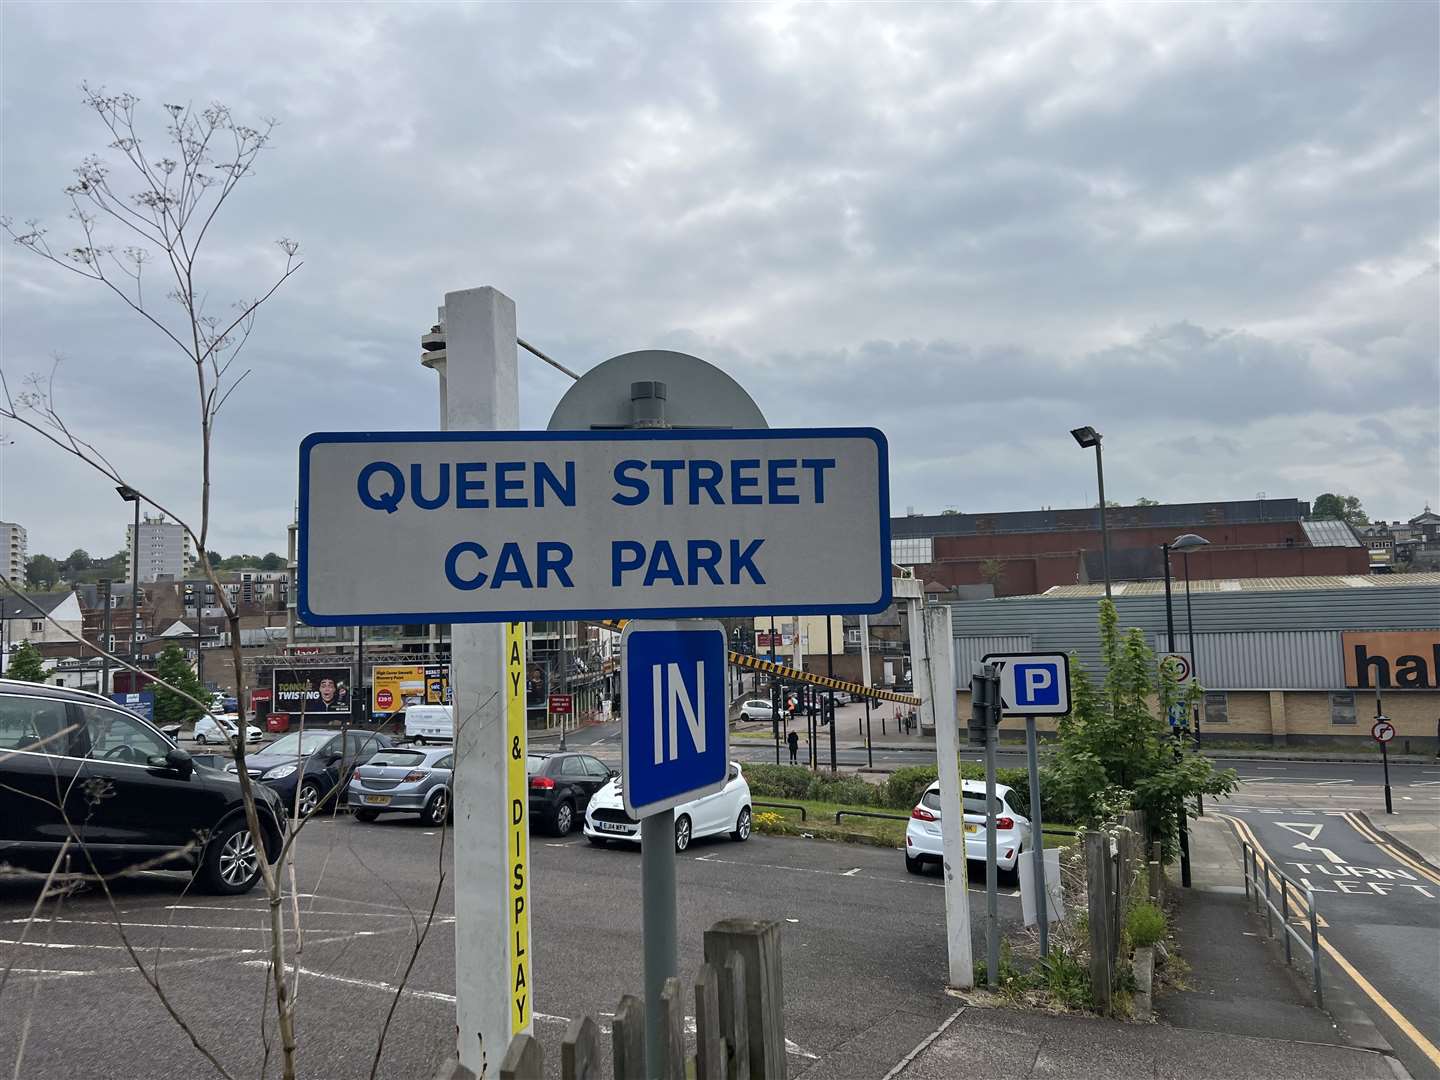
[892,498,1369,598]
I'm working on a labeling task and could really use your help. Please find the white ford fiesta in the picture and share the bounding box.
[905,779,1031,882]
[583,762,752,852]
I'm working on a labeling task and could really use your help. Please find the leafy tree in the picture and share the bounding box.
[260,552,284,571]
[152,643,207,727]
[62,548,92,574]
[1044,600,1237,859]
[206,550,222,567]
[1309,492,1368,525]
[979,558,1005,587]
[25,554,58,588]
[1134,497,1160,507]
[6,639,47,682]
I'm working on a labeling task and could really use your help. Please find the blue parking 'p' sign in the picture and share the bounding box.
[982,652,1072,716]
[621,620,729,819]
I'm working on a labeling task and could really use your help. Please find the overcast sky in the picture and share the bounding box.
[2,2,1436,559]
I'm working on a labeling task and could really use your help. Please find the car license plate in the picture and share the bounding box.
[364,795,391,805]
[964,824,979,835]
[598,821,631,833]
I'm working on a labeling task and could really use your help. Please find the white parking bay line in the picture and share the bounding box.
[842,868,862,877]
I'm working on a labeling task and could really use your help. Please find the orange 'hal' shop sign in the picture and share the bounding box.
[1343,630,1440,690]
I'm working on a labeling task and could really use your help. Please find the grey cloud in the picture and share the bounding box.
[1,1,1436,555]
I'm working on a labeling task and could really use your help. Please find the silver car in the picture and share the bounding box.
[347,745,453,824]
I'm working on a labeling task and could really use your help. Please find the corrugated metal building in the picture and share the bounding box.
[949,573,1440,750]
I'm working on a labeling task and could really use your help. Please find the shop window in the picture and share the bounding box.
[1329,691,1356,725]
[1203,692,1228,725]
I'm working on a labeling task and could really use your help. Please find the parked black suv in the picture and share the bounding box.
[527,751,615,836]
[0,680,285,894]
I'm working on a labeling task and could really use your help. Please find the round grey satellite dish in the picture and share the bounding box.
[547,350,768,430]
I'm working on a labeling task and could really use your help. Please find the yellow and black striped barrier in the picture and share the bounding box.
[598,619,922,707]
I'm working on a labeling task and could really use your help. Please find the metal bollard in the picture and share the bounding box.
[1308,887,1323,1008]
[1242,844,1251,900]
[1263,863,1273,937]
[1281,878,1291,963]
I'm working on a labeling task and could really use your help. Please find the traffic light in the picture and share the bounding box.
[969,665,1000,744]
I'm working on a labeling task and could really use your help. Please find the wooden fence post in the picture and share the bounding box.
[660,976,687,1080]
[499,1033,543,1080]
[704,919,785,1079]
[561,1015,601,1080]
[612,994,646,1080]
[1084,831,1113,1013]
[695,962,725,1080]
[724,953,751,1080]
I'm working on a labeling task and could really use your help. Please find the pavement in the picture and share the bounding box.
[888,811,1406,1080]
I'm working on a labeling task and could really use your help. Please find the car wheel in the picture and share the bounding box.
[199,817,264,895]
[905,853,924,875]
[195,732,207,745]
[296,780,322,819]
[587,835,608,848]
[552,800,574,837]
[353,809,380,823]
[414,736,425,746]
[731,806,752,842]
[674,814,692,853]
[424,789,449,826]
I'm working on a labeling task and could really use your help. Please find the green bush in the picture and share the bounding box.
[1126,902,1167,948]
[879,766,938,809]
[742,764,816,800]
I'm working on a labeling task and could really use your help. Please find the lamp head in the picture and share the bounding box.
[1070,425,1100,449]
[1170,533,1211,553]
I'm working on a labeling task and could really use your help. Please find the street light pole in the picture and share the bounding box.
[1070,426,1112,599]
[116,486,142,673]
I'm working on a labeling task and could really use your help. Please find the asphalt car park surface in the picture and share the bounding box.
[1,813,1016,1080]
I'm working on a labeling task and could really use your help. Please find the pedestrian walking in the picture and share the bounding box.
[787,729,799,765]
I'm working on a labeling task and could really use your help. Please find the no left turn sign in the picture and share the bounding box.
[1371,718,1395,744]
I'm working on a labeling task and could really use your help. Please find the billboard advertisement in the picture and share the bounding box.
[371,663,450,713]
[110,691,156,723]
[1343,631,1440,690]
[271,666,354,715]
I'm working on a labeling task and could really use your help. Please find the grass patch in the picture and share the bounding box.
[751,796,1079,851]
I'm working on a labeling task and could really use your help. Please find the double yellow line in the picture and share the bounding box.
[1219,812,1440,1070]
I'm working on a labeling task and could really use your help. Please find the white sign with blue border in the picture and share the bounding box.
[620,620,729,819]
[981,652,1072,716]
[297,428,891,624]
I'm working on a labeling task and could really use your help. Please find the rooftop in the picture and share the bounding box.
[1299,519,1362,548]
[1030,572,1440,599]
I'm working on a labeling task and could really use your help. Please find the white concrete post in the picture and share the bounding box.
[895,577,929,734]
[859,614,873,689]
[923,602,972,987]
[429,287,528,1071]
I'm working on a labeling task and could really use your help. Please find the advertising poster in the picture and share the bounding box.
[272,666,354,715]
[372,663,451,713]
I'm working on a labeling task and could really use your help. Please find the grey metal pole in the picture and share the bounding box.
[100,578,112,695]
[1025,716,1049,958]
[985,709,1000,988]
[1093,439,1113,600]
[865,696,873,769]
[641,808,677,1076]
[1183,550,1202,814]
[827,615,836,771]
[1308,889,1322,1007]
[131,496,141,668]
[1162,544,1175,652]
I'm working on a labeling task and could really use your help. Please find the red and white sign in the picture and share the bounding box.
[548,693,573,716]
[1371,718,1395,744]
[376,688,394,711]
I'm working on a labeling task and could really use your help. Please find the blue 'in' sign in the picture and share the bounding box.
[1014,663,1061,707]
[622,625,728,817]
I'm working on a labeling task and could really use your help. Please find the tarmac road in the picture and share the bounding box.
[0,815,1016,1080]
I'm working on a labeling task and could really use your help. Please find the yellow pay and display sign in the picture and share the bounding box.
[505,622,531,1032]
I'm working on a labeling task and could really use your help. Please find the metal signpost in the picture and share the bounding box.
[298,337,891,1077]
[981,652,1071,963]
[1372,711,1395,814]
[620,620,729,1072]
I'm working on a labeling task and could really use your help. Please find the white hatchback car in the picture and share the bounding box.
[905,779,1031,881]
[583,762,752,852]
[194,713,262,745]
[738,698,777,721]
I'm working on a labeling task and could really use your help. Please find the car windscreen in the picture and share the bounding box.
[265,730,333,758]
[367,749,427,768]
